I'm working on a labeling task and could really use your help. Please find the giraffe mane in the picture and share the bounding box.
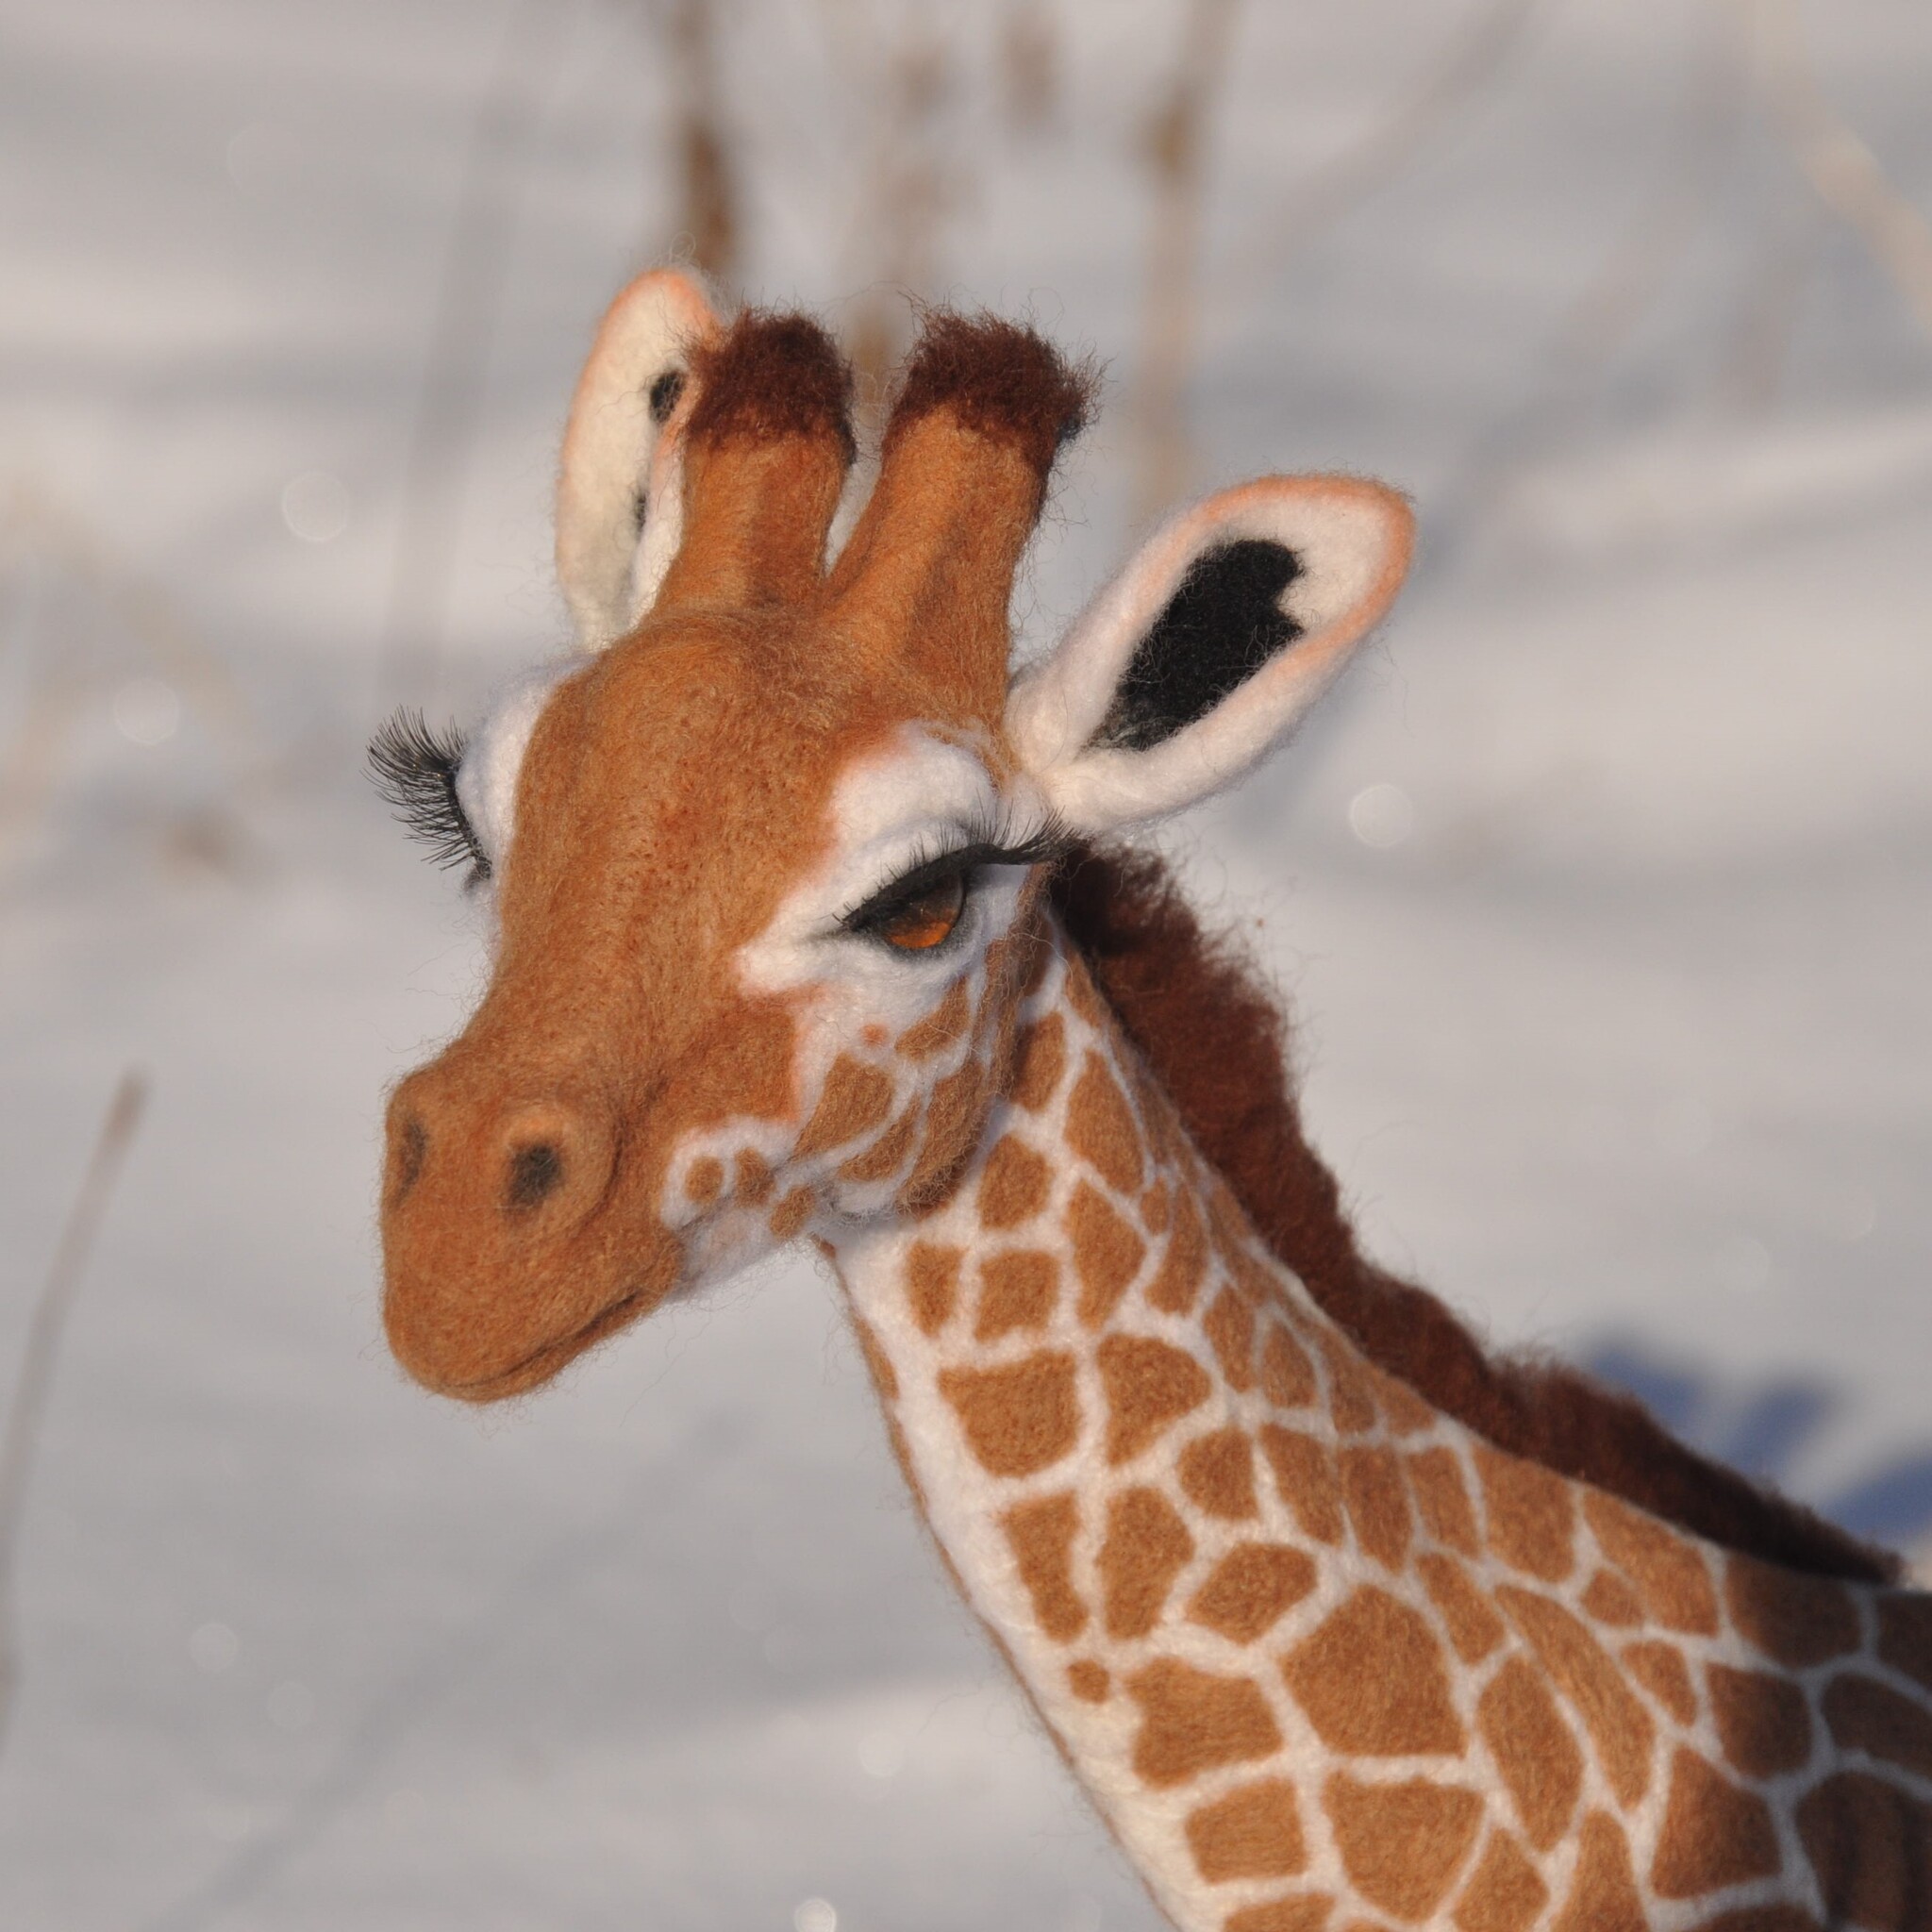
[1050,841,1903,1587]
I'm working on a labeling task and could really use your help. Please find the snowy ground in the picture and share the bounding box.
[2,2,1928,1928]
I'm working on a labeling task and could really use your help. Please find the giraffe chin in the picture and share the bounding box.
[385,1242,685,1405]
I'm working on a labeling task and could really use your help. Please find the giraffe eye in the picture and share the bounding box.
[874,873,966,952]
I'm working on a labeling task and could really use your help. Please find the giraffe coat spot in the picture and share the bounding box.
[1552,1811,1646,1932]
[1009,1008,1066,1111]
[1204,1289,1258,1391]
[974,1247,1059,1341]
[1179,1427,1259,1522]
[939,1351,1079,1477]
[1824,1672,1932,1783]
[1496,1586,1656,1808]
[978,1133,1053,1230]
[1224,1899,1334,1932]
[1339,1443,1411,1571]
[1258,1323,1317,1407]
[1797,1769,1932,1931]
[1313,1332,1379,1434]
[1186,1778,1307,1883]
[1124,1658,1283,1788]
[685,1155,724,1205]
[1651,1747,1782,1899]
[1067,1050,1144,1196]
[1097,1333,1211,1465]
[1324,1771,1483,1922]
[1099,1485,1195,1640]
[1259,1425,1345,1544]
[1474,1445,1575,1583]
[1283,1587,1464,1757]
[1407,1448,1481,1557]
[1878,1592,1932,1697]
[1145,1187,1208,1314]
[1624,1640,1699,1726]
[1070,1181,1146,1326]
[794,1055,895,1158]
[1453,1831,1547,1932]
[1188,1542,1317,1643]
[1724,1553,1860,1668]
[897,978,972,1059]
[1417,1553,1506,1663]
[1583,1489,1719,1636]
[770,1186,816,1239]
[1003,1491,1087,1641]
[1478,1657,1584,1852]
[733,1147,775,1205]
[1581,1569,1646,1628]
[903,1240,961,1334]
[1068,1658,1109,1702]
[837,1101,922,1182]
[1707,1661,1809,1775]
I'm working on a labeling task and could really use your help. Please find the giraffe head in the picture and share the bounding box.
[375,270,1413,1402]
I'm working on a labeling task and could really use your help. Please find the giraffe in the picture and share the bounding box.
[373,269,1932,1932]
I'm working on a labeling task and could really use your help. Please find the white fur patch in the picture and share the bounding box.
[1007,475,1413,836]
[454,660,576,880]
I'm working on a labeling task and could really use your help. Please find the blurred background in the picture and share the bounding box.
[2,0,1928,1926]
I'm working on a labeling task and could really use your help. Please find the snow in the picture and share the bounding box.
[1,1,1927,1926]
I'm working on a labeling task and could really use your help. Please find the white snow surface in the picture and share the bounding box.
[1,2,1928,1927]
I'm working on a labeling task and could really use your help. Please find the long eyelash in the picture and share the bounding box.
[840,804,1076,933]
[367,708,491,886]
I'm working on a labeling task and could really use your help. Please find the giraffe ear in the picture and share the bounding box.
[555,268,724,651]
[1007,476,1414,835]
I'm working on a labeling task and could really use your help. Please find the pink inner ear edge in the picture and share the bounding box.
[1006,473,1416,796]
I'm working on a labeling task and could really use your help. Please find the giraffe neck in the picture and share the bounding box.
[824,917,1932,1932]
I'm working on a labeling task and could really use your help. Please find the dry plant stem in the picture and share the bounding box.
[0,1071,148,1744]
[375,0,573,711]
[662,0,739,281]
[1221,0,1540,329]
[1130,0,1241,528]
[1739,0,1932,344]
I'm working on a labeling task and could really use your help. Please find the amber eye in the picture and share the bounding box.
[874,871,967,951]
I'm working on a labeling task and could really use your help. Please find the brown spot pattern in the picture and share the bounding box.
[1325,1772,1483,1922]
[1725,1554,1860,1668]
[1259,1425,1345,1543]
[1824,1673,1932,1782]
[734,1147,775,1205]
[1315,1333,1379,1434]
[1339,1444,1411,1570]
[1009,1009,1066,1111]
[1708,1662,1810,1775]
[1552,1812,1646,1932]
[1878,1593,1932,1697]
[1454,1832,1546,1932]
[1205,1290,1258,1391]
[1070,1181,1146,1326]
[1583,1490,1719,1636]
[1581,1569,1646,1628]
[1187,1778,1307,1883]
[1475,1446,1575,1583]
[1284,1587,1464,1757]
[974,1248,1058,1341]
[938,1351,1078,1477]
[1798,1769,1932,1931]
[837,1101,921,1182]
[770,1185,816,1238]
[1259,1323,1318,1407]
[1125,1658,1283,1788]
[1624,1641,1698,1725]
[1188,1542,1317,1643]
[686,1156,724,1204]
[978,1133,1052,1229]
[1477,1657,1583,1851]
[1067,1051,1144,1195]
[1496,1586,1655,1807]
[1418,1553,1506,1663]
[1146,1188,1208,1313]
[903,1241,960,1335]
[1098,1334,1210,1465]
[1002,1492,1086,1641]
[795,1055,894,1158]
[897,979,971,1058]
[1224,1900,1334,1932]
[1068,1659,1109,1702]
[1179,1428,1259,1521]
[1099,1486,1194,1639]
[1651,1747,1782,1898]
[1407,1450,1481,1556]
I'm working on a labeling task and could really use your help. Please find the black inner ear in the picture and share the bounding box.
[647,368,687,424]
[1094,539,1304,752]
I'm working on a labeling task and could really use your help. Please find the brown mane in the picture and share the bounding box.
[1051,843,1901,1586]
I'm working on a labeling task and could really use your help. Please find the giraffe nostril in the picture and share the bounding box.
[391,1116,428,1202]
[507,1141,565,1210]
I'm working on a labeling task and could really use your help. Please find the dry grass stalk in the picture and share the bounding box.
[1738,0,1932,345]
[664,0,740,281]
[1129,0,1241,528]
[0,1071,148,1746]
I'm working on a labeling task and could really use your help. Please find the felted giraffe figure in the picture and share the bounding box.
[374,270,1932,1932]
